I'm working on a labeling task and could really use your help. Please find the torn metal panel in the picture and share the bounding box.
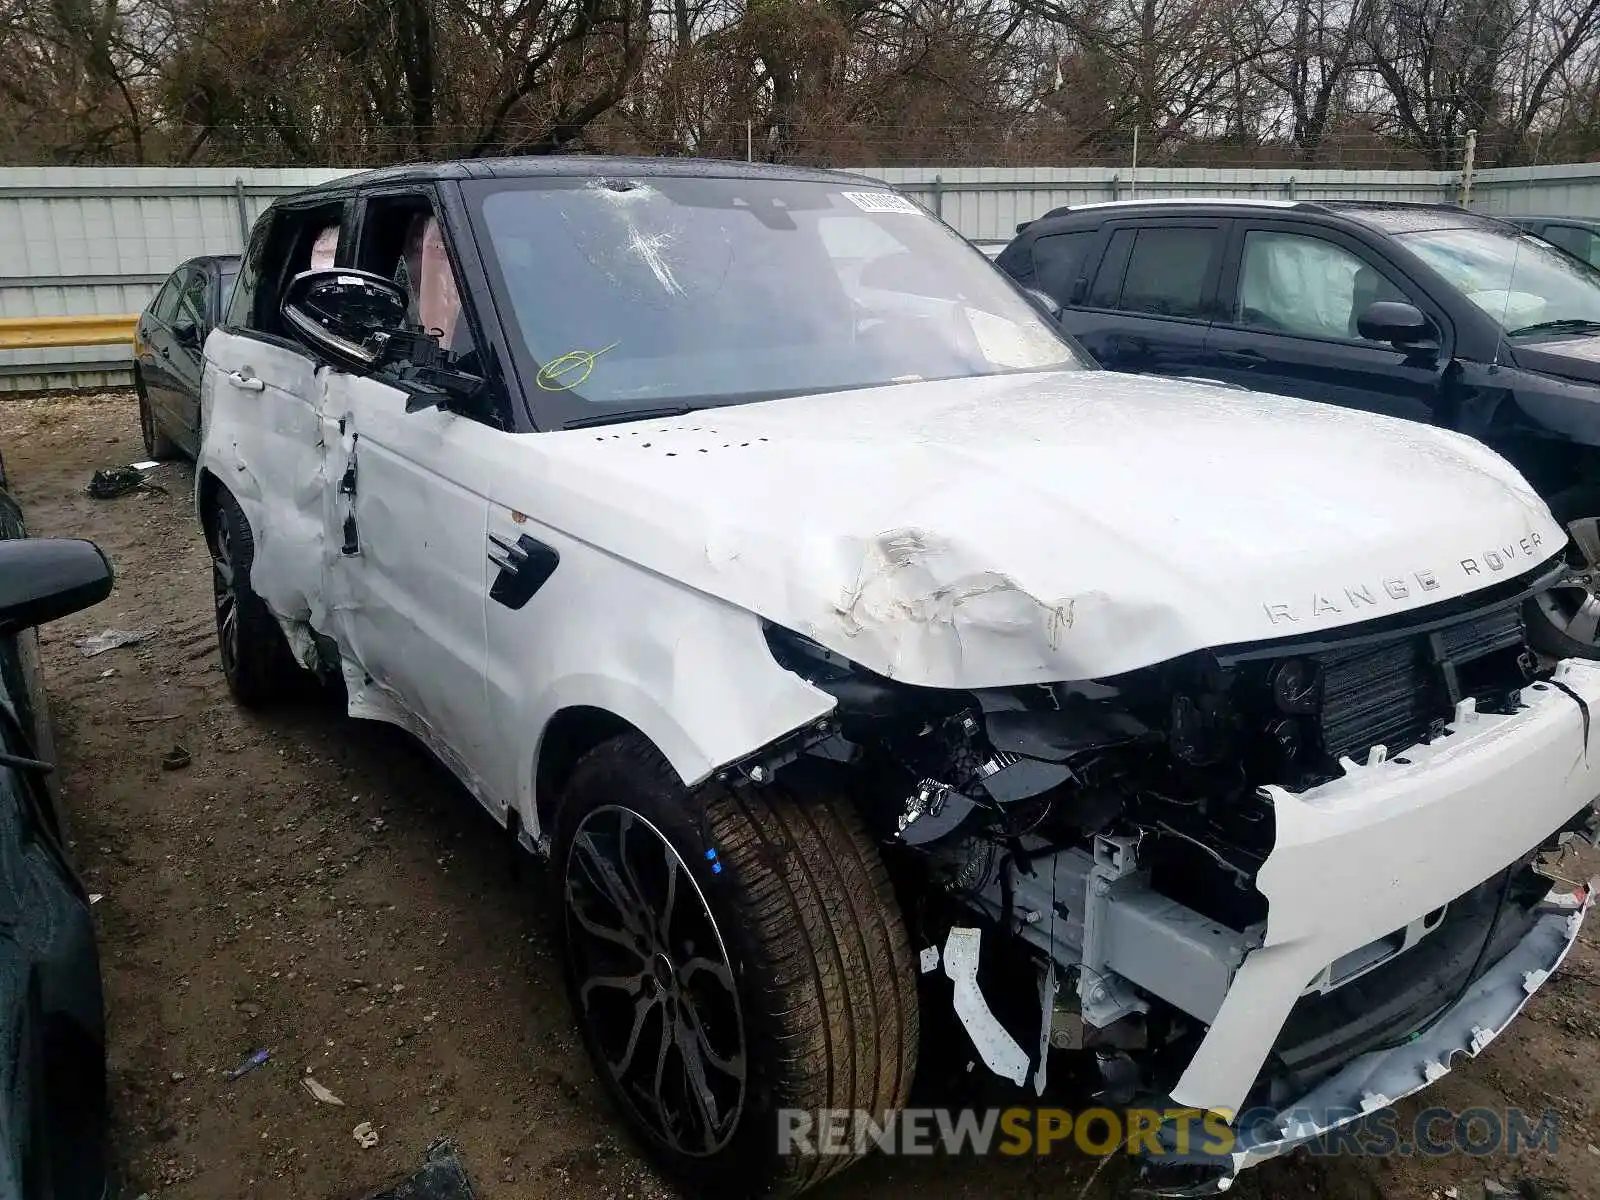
[1171,659,1600,1117]
[943,927,1030,1086]
[516,370,1562,689]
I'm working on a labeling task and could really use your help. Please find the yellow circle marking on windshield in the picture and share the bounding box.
[536,341,620,391]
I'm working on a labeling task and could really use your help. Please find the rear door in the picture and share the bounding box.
[1201,220,1449,423]
[203,199,351,634]
[1056,219,1228,377]
[137,269,188,427]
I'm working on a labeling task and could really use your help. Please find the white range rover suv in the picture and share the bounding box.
[197,157,1600,1197]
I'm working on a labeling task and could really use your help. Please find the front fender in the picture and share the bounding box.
[484,523,837,841]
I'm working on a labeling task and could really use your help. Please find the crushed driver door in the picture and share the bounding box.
[321,373,497,796]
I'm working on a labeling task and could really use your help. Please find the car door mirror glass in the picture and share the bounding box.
[281,268,411,373]
[1356,300,1435,347]
[0,538,114,635]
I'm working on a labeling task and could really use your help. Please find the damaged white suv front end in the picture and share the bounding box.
[197,160,1600,1198]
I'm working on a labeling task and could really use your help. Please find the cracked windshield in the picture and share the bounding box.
[1399,223,1600,336]
[470,176,1083,418]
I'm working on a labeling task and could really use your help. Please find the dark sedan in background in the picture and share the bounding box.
[133,255,239,460]
[0,480,115,1199]
[995,199,1600,660]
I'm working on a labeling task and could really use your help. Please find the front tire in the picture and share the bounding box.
[208,489,306,705]
[1528,484,1600,660]
[554,735,919,1197]
[135,371,179,461]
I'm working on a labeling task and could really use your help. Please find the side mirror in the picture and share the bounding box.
[281,268,410,374]
[0,538,113,635]
[1357,301,1436,348]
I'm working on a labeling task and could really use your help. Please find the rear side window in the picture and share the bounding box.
[1543,224,1600,268]
[1116,227,1223,319]
[1030,231,1096,304]
[150,273,184,322]
[177,270,208,332]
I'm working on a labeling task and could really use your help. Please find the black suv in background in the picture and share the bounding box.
[995,199,1600,658]
[1505,214,1600,268]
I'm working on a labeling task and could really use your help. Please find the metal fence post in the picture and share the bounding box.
[233,177,252,250]
[1285,176,1297,200]
[1459,129,1478,208]
[930,174,944,220]
[1110,173,1122,201]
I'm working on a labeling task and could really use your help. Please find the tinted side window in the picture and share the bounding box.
[1117,227,1222,319]
[1543,224,1600,267]
[1030,231,1096,304]
[226,214,273,330]
[176,270,208,332]
[1087,229,1135,307]
[149,274,183,322]
[1234,230,1409,343]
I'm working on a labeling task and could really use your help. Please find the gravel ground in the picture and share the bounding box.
[3,389,1599,1200]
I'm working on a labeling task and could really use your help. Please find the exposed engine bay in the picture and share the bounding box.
[748,556,1600,1190]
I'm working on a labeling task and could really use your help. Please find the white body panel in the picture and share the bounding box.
[199,337,1589,1141]
[1173,658,1600,1116]
[508,370,1560,688]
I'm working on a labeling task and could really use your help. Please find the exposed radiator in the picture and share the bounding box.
[1311,602,1527,763]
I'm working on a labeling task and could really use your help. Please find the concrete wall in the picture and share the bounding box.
[5,158,1589,393]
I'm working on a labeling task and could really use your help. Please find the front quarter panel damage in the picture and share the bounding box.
[482,507,837,840]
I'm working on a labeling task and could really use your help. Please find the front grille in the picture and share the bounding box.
[1312,602,1527,762]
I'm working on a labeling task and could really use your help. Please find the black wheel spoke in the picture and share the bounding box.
[563,805,746,1157]
[680,994,744,1078]
[609,991,664,1077]
[658,849,680,942]
[675,1010,726,1144]
[571,832,650,939]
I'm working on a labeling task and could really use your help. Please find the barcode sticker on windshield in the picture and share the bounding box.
[841,190,922,215]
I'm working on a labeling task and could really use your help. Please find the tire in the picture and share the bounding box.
[208,488,306,705]
[1527,483,1600,660]
[134,371,179,461]
[553,734,919,1198]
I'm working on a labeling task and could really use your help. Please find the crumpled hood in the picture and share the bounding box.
[516,370,1562,688]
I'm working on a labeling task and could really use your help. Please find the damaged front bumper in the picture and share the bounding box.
[1135,876,1596,1196]
[945,659,1600,1192]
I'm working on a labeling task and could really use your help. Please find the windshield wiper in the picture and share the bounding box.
[1508,317,1600,337]
[563,405,695,430]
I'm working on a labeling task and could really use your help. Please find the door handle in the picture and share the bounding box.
[225,370,265,392]
[1216,348,1267,368]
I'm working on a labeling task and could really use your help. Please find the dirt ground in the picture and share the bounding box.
[4,390,1600,1200]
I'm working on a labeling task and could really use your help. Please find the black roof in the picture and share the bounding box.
[1503,213,1600,227]
[173,252,241,273]
[277,155,880,205]
[1019,197,1513,237]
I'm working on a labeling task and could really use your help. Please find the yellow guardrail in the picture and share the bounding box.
[0,314,138,350]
